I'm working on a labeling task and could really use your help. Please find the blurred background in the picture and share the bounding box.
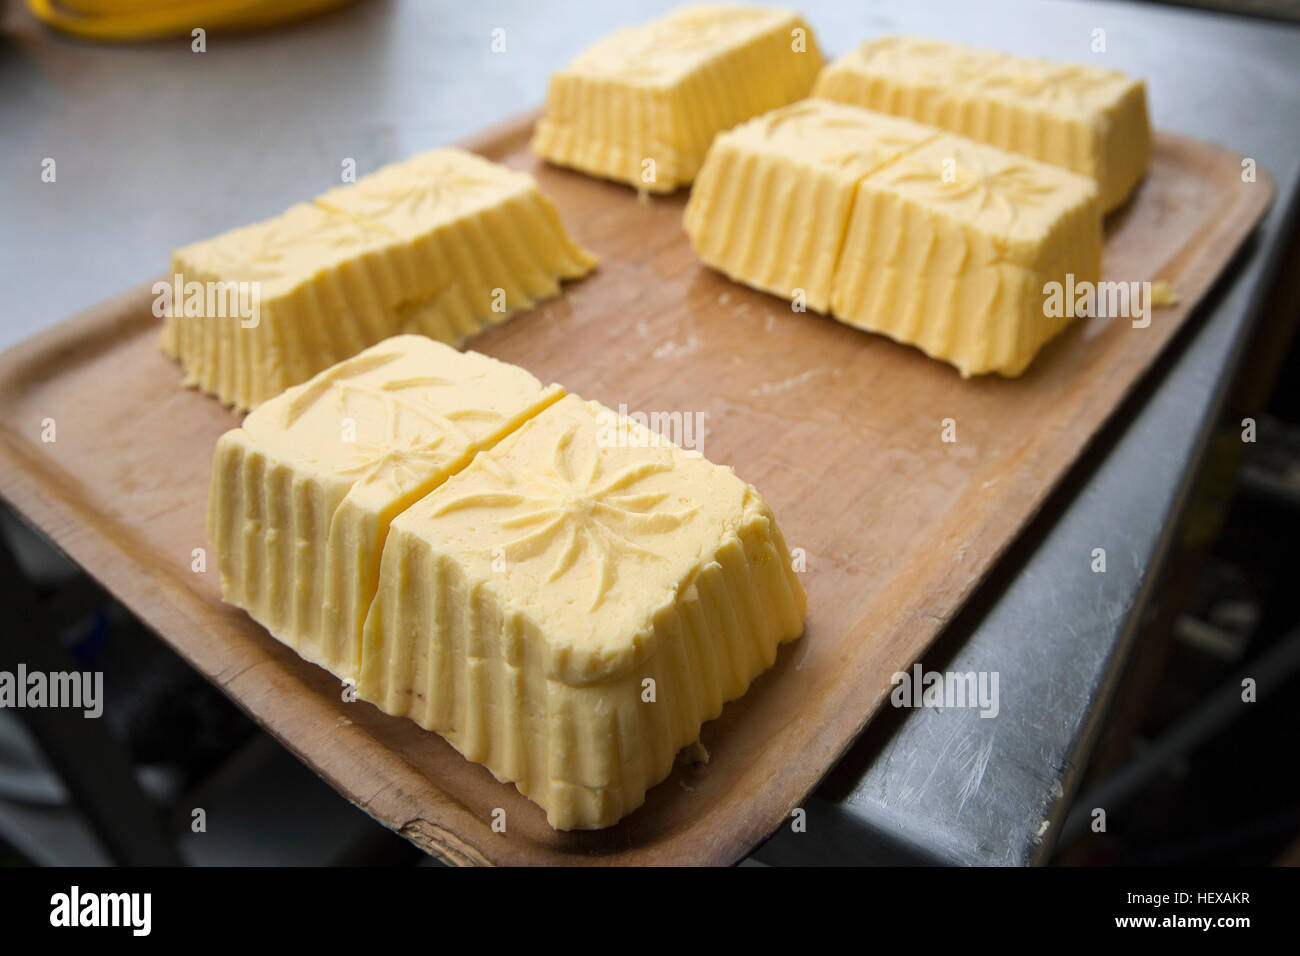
[1,0,1298,866]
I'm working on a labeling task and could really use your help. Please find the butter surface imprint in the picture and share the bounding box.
[684,99,1103,376]
[163,148,595,410]
[209,340,806,830]
[531,4,823,192]
[208,334,563,680]
[813,35,1151,212]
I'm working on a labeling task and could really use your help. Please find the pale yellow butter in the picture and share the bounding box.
[685,99,1102,376]
[359,394,806,829]
[162,148,595,410]
[814,36,1151,212]
[834,133,1102,376]
[209,339,806,830]
[208,335,563,680]
[531,4,823,192]
[684,100,938,313]
[814,35,1001,128]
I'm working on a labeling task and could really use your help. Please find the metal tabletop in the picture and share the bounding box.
[2,0,1298,866]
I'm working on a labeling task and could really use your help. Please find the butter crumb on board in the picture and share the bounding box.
[1151,280,1179,307]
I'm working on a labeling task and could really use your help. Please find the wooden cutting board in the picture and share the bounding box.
[0,113,1272,865]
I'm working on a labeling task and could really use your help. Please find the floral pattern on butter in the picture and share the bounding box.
[431,425,698,610]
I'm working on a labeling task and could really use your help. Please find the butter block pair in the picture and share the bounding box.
[209,336,563,679]
[814,35,1151,212]
[210,335,806,830]
[684,100,1102,377]
[162,148,596,410]
[532,4,823,192]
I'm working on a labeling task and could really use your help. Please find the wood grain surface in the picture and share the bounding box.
[0,113,1272,865]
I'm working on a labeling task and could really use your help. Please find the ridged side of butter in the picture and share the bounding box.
[684,101,939,313]
[207,335,564,680]
[208,342,806,830]
[531,4,823,192]
[162,148,595,410]
[685,100,1102,377]
[813,36,1151,212]
[833,134,1102,376]
[358,394,805,829]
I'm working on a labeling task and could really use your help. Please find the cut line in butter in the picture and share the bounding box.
[684,99,1103,377]
[813,35,1151,212]
[209,337,806,830]
[531,4,823,193]
[162,148,596,411]
[208,335,564,680]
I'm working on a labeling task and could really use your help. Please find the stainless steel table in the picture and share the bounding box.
[2,0,1297,865]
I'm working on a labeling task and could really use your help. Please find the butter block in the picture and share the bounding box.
[832,133,1102,376]
[162,148,595,410]
[685,100,1102,376]
[210,336,806,829]
[812,35,1002,128]
[359,394,806,829]
[207,334,563,680]
[531,4,823,193]
[683,100,938,313]
[814,36,1151,211]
